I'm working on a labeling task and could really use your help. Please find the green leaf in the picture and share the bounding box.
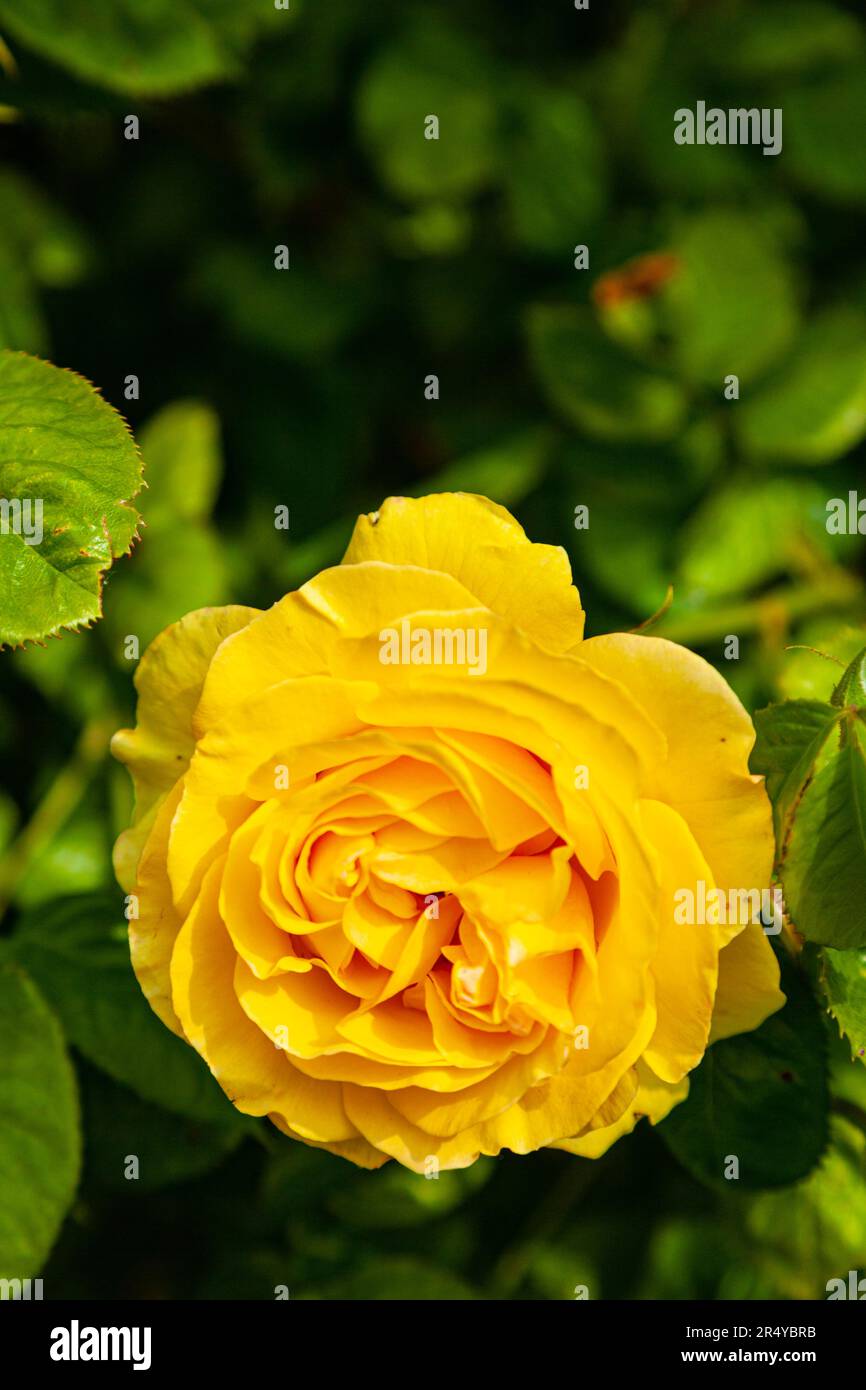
[664,209,799,387]
[831,645,866,708]
[0,168,90,289]
[138,400,222,525]
[820,946,866,1063]
[677,478,836,601]
[356,24,498,201]
[786,62,866,205]
[0,351,143,647]
[660,951,828,1190]
[14,802,110,908]
[0,0,285,96]
[528,306,687,443]
[783,715,866,947]
[751,698,842,848]
[706,1,864,79]
[737,309,866,463]
[9,893,242,1126]
[502,84,605,254]
[0,965,80,1278]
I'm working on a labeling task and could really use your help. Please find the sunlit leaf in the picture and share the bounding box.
[737,308,866,463]
[0,351,142,647]
[664,209,799,387]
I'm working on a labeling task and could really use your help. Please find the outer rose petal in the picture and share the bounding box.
[577,634,774,897]
[341,493,585,653]
[553,1061,689,1159]
[710,923,785,1043]
[640,798,718,1084]
[111,605,258,890]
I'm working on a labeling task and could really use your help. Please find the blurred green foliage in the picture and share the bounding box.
[1,0,866,1299]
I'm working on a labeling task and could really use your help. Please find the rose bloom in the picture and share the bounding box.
[112,493,783,1171]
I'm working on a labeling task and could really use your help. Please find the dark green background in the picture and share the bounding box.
[1,0,866,1298]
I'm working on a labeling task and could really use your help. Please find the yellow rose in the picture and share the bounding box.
[111,493,783,1171]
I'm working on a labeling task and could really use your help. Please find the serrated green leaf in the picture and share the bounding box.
[660,952,828,1190]
[831,645,866,708]
[820,946,866,1063]
[0,965,80,1278]
[783,717,866,947]
[751,698,841,847]
[9,893,241,1126]
[737,308,866,463]
[528,306,687,443]
[0,351,143,647]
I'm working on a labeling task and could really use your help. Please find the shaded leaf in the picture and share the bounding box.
[786,63,866,204]
[0,0,286,96]
[528,306,687,443]
[357,23,498,201]
[0,965,80,1278]
[80,1066,242,1193]
[10,893,243,1126]
[660,951,828,1189]
[502,83,605,253]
